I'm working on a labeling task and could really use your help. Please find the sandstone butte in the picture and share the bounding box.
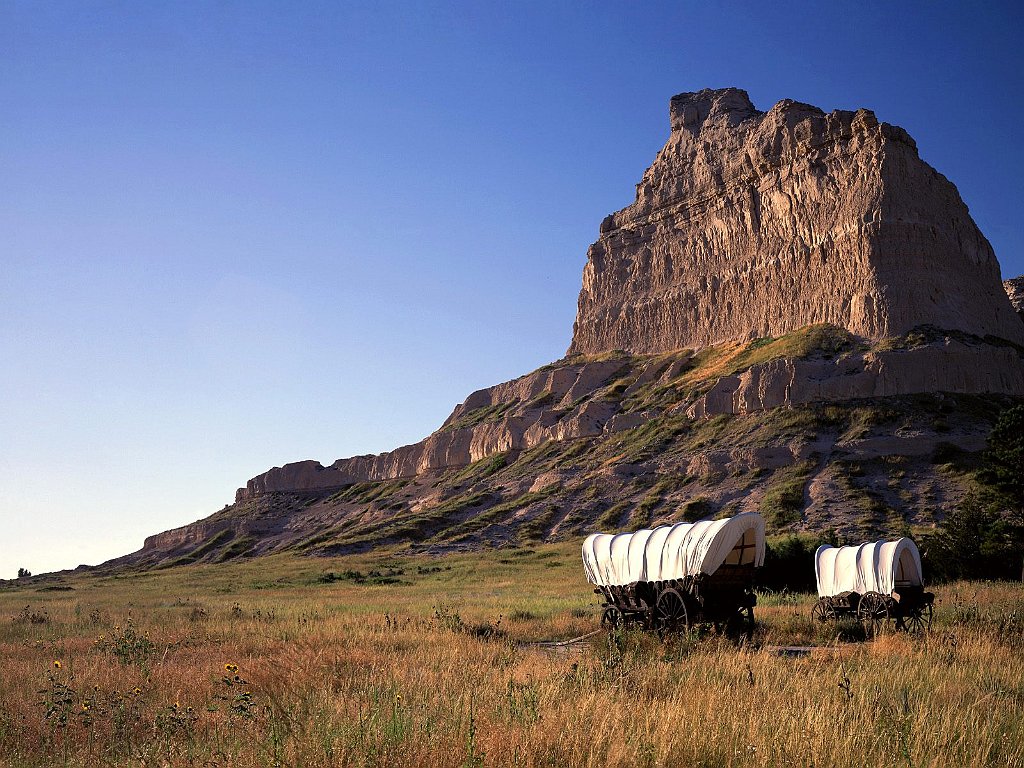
[571,88,1024,354]
[232,88,1024,504]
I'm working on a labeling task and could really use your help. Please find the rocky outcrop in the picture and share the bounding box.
[99,88,1024,572]
[687,338,1024,418]
[1004,276,1024,322]
[231,89,1024,509]
[570,88,1024,355]
[236,361,631,500]
[239,333,1024,500]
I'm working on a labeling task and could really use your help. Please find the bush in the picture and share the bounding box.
[680,497,714,522]
[762,477,806,528]
[919,494,1024,582]
[984,404,1024,510]
[758,535,834,592]
[918,405,1024,583]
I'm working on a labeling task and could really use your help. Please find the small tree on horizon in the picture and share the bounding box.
[17,568,31,578]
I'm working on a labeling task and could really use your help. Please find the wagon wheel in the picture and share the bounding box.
[857,592,890,637]
[811,598,834,624]
[601,605,623,629]
[900,602,933,635]
[655,588,689,632]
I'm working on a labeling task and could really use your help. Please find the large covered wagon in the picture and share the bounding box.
[812,538,934,635]
[582,512,765,637]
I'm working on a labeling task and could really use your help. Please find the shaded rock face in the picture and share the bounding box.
[687,339,1024,418]
[570,88,1024,355]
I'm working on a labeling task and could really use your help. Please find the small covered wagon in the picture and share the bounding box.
[582,512,765,637]
[812,538,934,635]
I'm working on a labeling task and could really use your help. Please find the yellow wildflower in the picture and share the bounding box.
[53,660,62,669]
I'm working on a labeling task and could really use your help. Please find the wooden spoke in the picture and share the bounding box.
[902,603,933,635]
[857,592,890,637]
[655,588,688,631]
[601,605,622,629]
[811,598,834,624]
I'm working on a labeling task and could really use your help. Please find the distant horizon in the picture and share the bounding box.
[3,1,1023,579]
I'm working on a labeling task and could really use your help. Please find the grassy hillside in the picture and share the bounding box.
[1,548,1022,767]
[106,322,1023,571]
[121,392,1011,570]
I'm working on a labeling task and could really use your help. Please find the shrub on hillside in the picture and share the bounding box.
[758,534,836,593]
[919,494,1024,582]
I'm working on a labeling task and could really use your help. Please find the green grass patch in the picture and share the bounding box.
[761,463,815,529]
[594,501,630,531]
[443,400,519,431]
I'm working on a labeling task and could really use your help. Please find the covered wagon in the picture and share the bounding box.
[582,512,765,637]
[812,538,934,635]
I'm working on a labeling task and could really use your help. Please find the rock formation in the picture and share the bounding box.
[570,88,1024,355]
[237,360,629,500]
[103,89,1024,569]
[1004,276,1024,322]
[237,91,1024,503]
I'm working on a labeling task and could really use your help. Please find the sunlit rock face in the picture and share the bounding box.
[1004,276,1024,323]
[569,88,1024,355]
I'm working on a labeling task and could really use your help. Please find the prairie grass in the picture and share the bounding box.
[1,547,1022,767]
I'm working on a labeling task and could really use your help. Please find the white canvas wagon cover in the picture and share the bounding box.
[814,538,924,598]
[581,512,765,588]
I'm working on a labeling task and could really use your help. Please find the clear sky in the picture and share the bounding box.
[2,1,1022,579]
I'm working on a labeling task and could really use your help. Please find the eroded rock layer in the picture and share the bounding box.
[569,88,1024,354]
[237,330,1024,502]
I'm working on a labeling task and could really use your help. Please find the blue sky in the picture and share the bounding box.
[2,1,1022,578]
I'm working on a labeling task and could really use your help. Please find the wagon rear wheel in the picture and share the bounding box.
[857,592,889,637]
[655,588,688,632]
[601,606,623,629]
[811,598,834,624]
[901,602,932,635]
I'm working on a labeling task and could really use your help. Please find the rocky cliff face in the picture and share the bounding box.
[570,88,1024,355]
[105,88,1024,570]
[237,360,630,501]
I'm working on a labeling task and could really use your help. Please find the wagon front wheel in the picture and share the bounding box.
[601,606,622,629]
[857,592,889,637]
[811,598,834,624]
[655,588,688,631]
[902,602,932,635]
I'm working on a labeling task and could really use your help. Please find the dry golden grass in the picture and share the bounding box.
[1,545,1022,767]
